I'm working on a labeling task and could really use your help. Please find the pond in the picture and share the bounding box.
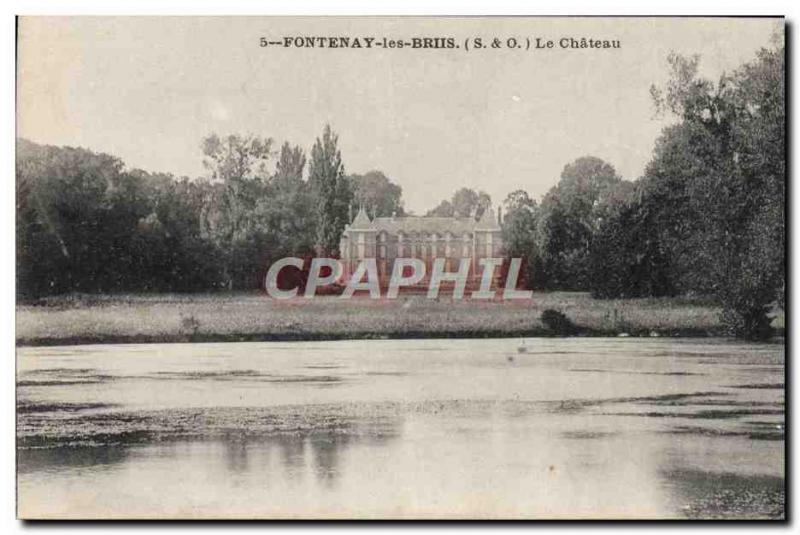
[16,338,784,519]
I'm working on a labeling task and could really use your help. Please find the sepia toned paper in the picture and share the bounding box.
[15,16,785,520]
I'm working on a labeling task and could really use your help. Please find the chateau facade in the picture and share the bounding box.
[339,206,504,288]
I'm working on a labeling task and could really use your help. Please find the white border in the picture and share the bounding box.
[3,1,795,16]
[2,1,795,533]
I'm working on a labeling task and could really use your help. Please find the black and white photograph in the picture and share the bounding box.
[13,14,786,520]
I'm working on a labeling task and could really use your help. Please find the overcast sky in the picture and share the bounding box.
[17,17,780,214]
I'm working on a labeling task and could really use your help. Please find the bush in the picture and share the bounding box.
[716,211,782,341]
[720,305,773,341]
[540,309,578,335]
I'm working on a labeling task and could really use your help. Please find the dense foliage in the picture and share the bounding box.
[426,188,492,219]
[503,41,785,339]
[17,126,355,296]
[351,171,405,218]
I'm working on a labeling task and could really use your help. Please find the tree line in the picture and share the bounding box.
[17,125,405,296]
[501,40,784,339]
[17,40,783,338]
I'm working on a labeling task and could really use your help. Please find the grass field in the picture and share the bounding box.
[15,291,777,346]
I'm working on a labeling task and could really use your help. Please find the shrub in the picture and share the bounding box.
[540,309,578,335]
[720,305,773,341]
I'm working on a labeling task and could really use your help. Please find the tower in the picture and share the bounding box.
[340,205,377,281]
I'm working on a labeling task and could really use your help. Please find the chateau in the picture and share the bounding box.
[339,206,504,288]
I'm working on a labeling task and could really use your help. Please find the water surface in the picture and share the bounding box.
[17,338,785,519]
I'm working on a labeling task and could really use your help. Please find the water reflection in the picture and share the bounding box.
[16,338,784,519]
[309,434,349,487]
[18,445,131,475]
[19,406,404,489]
[223,439,251,474]
[273,434,306,476]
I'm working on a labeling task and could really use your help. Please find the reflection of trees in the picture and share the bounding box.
[17,445,131,474]
[223,437,250,474]
[309,433,352,487]
[273,434,306,477]
[307,415,402,487]
[20,406,405,489]
[269,414,403,487]
[211,413,403,487]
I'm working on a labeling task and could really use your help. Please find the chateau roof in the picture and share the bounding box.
[344,206,502,236]
[370,216,486,235]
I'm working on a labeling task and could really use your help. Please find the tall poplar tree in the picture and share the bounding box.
[308,125,352,255]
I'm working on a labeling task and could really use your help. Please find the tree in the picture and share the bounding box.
[453,188,491,218]
[648,42,784,339]
[426,188,491,219]
[16,139,228,297]
[589,181,675,298]
[259,142,316,258]
[132,173,223,291]
[426,199,454,217]
[309,125,352,255]
[501,190,540,289]
[199,133,273,289]
[350,170,405,218]
[272,142,306,187]
[16,139,150,296]
[536,156,623,290]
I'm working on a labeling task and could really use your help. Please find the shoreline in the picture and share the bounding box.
[16,292,784,348]
[16,327,786,348]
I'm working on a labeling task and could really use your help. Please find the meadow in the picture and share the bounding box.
[16,291,776,347]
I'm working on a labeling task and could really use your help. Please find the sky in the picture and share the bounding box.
[17,17,781,214]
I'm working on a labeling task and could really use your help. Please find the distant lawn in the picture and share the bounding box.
[14,291,782,346]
